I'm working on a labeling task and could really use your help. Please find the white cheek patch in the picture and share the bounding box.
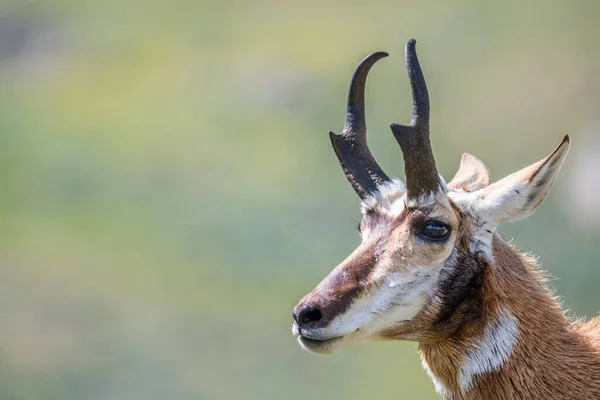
[370,269,440,330]
[458,310,519,393]
[323,268,441,338]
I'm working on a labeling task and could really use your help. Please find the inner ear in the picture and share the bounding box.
[476,135,570,223]
[448,153,491,192]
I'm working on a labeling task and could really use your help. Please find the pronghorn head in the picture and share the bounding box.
[292,39,570,354]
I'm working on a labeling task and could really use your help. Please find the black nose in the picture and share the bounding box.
[293,305,322,326]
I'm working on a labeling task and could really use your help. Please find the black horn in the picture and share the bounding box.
[390,39,441,199]
[329,51,391,199]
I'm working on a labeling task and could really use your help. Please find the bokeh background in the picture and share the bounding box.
[1,0,599,399]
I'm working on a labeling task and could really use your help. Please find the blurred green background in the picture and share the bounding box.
[1,0,599,399]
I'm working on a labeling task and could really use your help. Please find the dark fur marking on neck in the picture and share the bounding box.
[434,250,487,329]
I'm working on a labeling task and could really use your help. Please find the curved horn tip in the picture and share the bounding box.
[373,51,390,58]
[358,51,389,65]
[404,39,421,68]
[405,39,417,53]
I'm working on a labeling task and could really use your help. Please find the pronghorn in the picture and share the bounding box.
[292,39,600,399]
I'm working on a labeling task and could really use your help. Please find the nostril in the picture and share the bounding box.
[297,306,322,325]
[302,309,322,324]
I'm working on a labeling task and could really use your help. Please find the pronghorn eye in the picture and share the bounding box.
[419,221,450,241]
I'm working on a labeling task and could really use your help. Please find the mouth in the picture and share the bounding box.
[292,323,346,354]
[297,335,344,354]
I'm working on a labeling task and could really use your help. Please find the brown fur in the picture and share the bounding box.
[295,238,380,326]
[416,237,600,399]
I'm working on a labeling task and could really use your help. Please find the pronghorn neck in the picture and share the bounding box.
[419,236,600,400]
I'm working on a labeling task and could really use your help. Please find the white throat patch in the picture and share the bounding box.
[458,310,519,393]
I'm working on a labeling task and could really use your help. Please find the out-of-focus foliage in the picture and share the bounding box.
[0,0,599,399]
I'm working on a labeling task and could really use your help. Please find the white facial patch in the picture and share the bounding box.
[458,310,519,393]
[321,267,442,340]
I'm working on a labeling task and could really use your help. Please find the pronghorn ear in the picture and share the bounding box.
[477,135,570,223]
[448,153,491,192]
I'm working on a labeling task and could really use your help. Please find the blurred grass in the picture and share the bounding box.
[0,0,599,399]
